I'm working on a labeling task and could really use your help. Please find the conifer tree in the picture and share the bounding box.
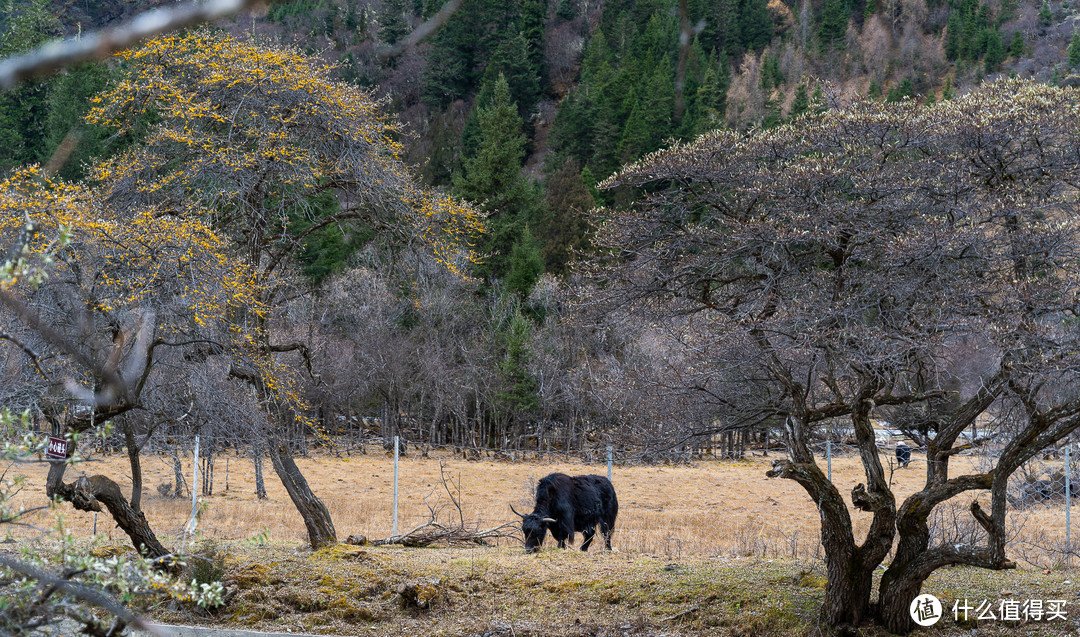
[819,0,848,51]
[984,29,1005,73]
[455,74,542,282]
[739,0,774,50]
[789,83,810,119]
[1069,29,1080,68]
[1038,0,1052,26]
[1008,30,1024,57]
[542,158,595,276]
[378,0,410,45]
[0,0,62,174]
[505,226,545,297]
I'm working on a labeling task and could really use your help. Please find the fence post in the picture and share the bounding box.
[826,439,832,482]
[392,435,399,538]
[607,446,613,482]
[1066,445,1071,568]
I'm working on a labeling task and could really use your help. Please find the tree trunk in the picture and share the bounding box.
[254,447,267,499]
[172,449,185,498]
[47,448,169,559]
[123,421,143,512]
[266,439,336,548]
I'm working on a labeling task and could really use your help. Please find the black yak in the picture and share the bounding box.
[511,473,618,553]
[896,443,911,468]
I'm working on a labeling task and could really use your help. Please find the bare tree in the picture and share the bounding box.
[592,79,1080,633]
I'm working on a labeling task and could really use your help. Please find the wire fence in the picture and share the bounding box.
[8,426,1080,568]
[816,436,1079,569]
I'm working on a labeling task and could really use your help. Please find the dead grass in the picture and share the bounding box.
[5,449,1073,563]
[6,449,1080,635]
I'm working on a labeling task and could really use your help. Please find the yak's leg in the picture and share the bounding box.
[600,521,614,550]
[581,527,596,551]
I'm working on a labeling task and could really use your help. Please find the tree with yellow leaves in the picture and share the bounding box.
[80,30,480,548]
[0,165,264,556]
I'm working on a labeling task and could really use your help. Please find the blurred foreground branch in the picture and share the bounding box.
[0,0,267,89]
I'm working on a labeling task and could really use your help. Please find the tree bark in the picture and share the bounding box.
[253,446,266,499]
[123,420,143,512]
[46,449,169,559]
[266,439,336,548]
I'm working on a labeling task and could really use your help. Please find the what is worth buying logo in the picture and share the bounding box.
[910,594,943,627]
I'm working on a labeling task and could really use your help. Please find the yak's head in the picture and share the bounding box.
[511,505,555,553]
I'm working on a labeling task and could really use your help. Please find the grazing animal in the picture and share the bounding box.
[511,473,618,553]
[896,443,911,468]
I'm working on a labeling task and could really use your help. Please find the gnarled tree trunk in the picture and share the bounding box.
[46,444,169,559]
[266,438,336,548]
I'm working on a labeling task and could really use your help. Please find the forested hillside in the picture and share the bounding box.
[0,0,1077,459]
[2,0,1075,286]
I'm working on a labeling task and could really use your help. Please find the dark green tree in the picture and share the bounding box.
[945,11,963,60]
[819,0,848,51]
[519,0,546,85]
[886,77,914,101]
[41,63,117,181]
[454,74,541,282]
[1037,0,1052,26]
[542,158,595,276]
[1008,30,1024,57]
[1069,29,1080,68]
[378,0,410,45]
[504,225,545,297]
[738,0,774,50]
[0,0,61,175]
[983,28,1005,73]
[495,310,539,419]
[789,83,810,119]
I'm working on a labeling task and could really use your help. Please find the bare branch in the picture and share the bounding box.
[0,0,267,90]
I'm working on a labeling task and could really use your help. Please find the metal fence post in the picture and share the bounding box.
[826,439,832,482]
[392,435,399,538]
[1066,445,1071,567]
[607,446,613,482]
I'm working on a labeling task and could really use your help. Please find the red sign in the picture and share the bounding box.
[45,436,68,460]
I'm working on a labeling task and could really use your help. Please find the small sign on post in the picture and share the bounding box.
[45,436,68,461]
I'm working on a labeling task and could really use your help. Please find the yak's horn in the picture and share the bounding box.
[542,517,557,524]
[510,504,526,518]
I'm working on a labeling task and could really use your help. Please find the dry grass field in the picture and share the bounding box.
[5,447,1075,563]
[5,448,1080,635]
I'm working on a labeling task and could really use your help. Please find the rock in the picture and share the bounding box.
[397,577,443,610]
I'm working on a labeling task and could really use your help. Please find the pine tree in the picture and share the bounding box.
[945,11,963,60]
[739,0,774,51]
[542,158,595,276]
[819,0,848,52]
[378,0,410,45]
[886,77,914,102]
[868,79,882,99]
[1069,29,1080,68]
[1008,30,1024,57]
[716,0,740,53]
[505,226,545,297]
[760,52,783,89]
[1038,0,1052,27]
[984,29,1005,73]
[454,74,542,282]
[0,0,62,174]
[42,63,117,181]
[789,83,810,119]
[942,75,956,99]
[519,0,546,86]
[495,310,539,416]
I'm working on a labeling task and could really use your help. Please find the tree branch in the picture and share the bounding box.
[0,0,267,90]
